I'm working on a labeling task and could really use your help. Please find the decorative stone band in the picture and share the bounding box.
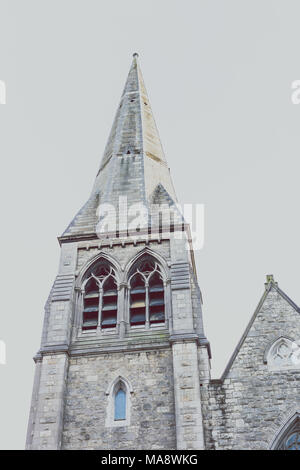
[169,332,211,356]
[69,340,171,357]
[170,262,190,290]
[169,331,212,359]
[34,344,70,362]
[169,332,199,343]
[35,338,172,360]
[51,274,75,302]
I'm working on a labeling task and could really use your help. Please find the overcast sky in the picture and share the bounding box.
[0,0,299,449]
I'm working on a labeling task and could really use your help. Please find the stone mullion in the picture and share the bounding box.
[127,286,131,332]
[97,286,103,331]
[145,282,150,329]
[163,280,168,329]
[117,283,126,338]
[75,289,84,338]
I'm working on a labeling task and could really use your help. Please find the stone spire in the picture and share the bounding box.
[61,54,178,241]
[97,52,168,175]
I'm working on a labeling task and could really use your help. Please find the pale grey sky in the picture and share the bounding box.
[0,0,299,449]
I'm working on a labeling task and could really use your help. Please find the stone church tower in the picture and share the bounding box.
[26,54,300,451]
[26,53,211,450]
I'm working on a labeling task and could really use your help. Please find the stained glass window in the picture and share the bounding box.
[82,261,118,331]
[275,417,300,450]
[285,431,300,450]
[129,257,165,327]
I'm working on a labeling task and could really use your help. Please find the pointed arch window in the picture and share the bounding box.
[105,376,133,427]
[285,431,300,450]
[114,385,126,421]
[129,257,165,327]
[82,277,99,330]
[82,261,118,331]
[274,415,300,450]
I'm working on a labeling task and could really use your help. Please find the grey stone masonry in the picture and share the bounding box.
[27,353,69,449]
[27,54,300,450]
[201,279,300,450]
[62,350,176,450]
[61,54,177,241]
[26,51,209,449]
[26,230,209,449]
[26,243,78,449]
[169,235,207,449]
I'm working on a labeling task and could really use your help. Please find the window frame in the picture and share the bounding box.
[105,376,133,428]
[128,257,166,330]
[271,413,300,450]
[80,262,119,334]
[266,336,300,372]
[114,384,127,421]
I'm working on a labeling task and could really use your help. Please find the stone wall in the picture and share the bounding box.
[172,341,205,449]
[27,353,69,450]
[62,349,176,450]
[76,239,170,273]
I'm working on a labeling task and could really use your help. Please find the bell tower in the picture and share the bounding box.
[26,54,211,450]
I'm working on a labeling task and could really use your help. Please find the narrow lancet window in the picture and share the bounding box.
[102,275,118,328]
[149,270,165,324]
[130,273,146,326]
[114,387,126,421]
[82,277,99,330]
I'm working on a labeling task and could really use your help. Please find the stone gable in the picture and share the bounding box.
[201,283,300,449]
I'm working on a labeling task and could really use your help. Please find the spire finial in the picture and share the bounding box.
[265,274,278,290]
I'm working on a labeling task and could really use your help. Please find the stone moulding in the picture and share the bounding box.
[269,410,300,450]
[169,332,211,357]
[105,375,134,396]
[263,334,296,364]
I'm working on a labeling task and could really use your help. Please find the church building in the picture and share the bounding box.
[26,54,300,450]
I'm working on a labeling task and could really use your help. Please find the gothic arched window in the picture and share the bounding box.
[284,431,300,450]
[274,415,300,450]
[82,261,118,331]
[82,277,99,330]
[114,384,126,421]
[105,376,133,427]
[129,257,165,328]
